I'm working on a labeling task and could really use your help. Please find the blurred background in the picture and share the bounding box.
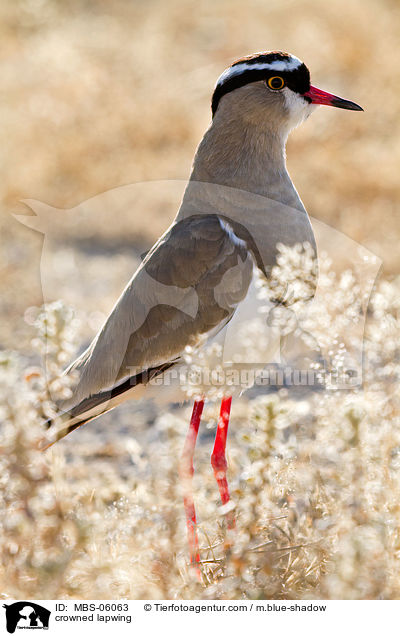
[1,0,400,601]
[1,0,399,352]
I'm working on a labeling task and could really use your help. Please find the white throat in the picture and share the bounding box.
[283,88,316,135]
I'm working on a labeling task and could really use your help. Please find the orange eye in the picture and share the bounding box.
[267,76,285,90]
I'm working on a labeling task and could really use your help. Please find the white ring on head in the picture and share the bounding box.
[216,56,303,87]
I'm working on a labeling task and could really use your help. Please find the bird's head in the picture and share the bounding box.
[212,51,363,135]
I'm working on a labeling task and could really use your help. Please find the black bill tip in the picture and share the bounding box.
[330,97,364,111]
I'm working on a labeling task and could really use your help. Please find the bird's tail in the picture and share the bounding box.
[41,362,175,449]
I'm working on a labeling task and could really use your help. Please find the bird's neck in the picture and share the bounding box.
[187,116,305,212]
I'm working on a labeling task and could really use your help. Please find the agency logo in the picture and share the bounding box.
[2,602,51,633]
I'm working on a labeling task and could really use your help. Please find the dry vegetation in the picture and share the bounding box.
[2,252,400,600]
[1,0,400,600]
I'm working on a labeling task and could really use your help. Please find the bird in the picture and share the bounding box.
[42,50,363,568]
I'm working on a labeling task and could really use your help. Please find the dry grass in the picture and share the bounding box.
[2,248,400,600]
[0,0,399,600]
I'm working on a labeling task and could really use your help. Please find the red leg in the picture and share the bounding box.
[178,399,204,566]
[211,396,235,528]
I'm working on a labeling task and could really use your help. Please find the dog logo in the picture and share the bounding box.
[3,602,50,633]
